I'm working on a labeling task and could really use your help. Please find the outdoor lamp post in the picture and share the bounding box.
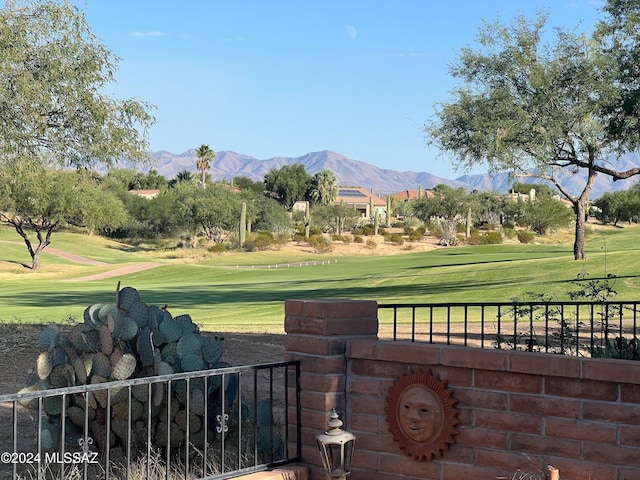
[315,409,356,480]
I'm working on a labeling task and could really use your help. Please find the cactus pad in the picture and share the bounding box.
[25,282,235,458]
[117,286,140,312]
[39,325,60,350]
[111,353,136,381]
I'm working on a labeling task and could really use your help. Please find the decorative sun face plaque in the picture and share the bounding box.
[385,370,460,460]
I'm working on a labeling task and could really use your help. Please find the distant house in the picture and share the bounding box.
[129,189,160,199]
[391,188,433,202]
[335,187,386,219]
[292,200,309,212]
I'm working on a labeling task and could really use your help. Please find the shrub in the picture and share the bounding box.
[517,230,535,244]
[407,229,423,242]
[427,223,443,239]
[502,227,516,239]
[245,231,275,251]
[484,231,503,244]
[389,233,405,245]
[309,234,333,253]
[353,235,364,243]
[365,239,377,249]
[208,243,226,253]
[309,225,323,236]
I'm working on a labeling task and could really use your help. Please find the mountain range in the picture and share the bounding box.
[145,149,640,199]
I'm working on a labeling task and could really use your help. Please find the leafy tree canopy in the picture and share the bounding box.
[425,8,640,259]
[0,0,155,168]
[263,164,312,210]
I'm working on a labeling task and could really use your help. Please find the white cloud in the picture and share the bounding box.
[131,31,167,38]
[345,26,357,40]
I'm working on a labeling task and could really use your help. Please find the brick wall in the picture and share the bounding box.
[285,299,640,480]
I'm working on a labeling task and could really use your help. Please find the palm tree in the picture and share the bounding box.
[195,144,215,189]
[310,170,338,206]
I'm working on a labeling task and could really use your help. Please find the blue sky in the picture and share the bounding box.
[81,0,604,178]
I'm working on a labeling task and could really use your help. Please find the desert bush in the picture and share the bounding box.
[309,234,333,253]
[245,231,275,251]
[365,239,377,249]
[502,227,516,239]
[484,231,503,244]
[353,235,364,243]
[407,229,423,242]
[389,233,405,245]
[517,230,535,244]
[208,243,226,253]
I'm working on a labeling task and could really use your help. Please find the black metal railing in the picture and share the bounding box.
[378,301,640,359]
[0,360,300,480]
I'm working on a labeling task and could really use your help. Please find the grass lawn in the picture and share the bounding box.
[1,223,639,333]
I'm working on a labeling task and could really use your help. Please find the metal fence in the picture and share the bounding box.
[378,301,640,358]
[0,360,300,480]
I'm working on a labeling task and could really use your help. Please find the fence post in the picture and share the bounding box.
[284,299,378,480]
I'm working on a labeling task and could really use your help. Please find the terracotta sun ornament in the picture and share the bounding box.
[385,370,460,460]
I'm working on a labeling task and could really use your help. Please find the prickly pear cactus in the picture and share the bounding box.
[21,282,233,456]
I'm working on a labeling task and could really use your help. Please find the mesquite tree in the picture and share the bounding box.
[425,11,640,260]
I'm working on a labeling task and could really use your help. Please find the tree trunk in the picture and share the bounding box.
[573,200,586,260]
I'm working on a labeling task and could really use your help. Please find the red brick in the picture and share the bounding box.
[457,425,508,449]
[475,448,542,473]
[546,376,617,401]
[379,341,441,364]
[287,316,378,336]
[299,371,344,393]
[474,370,541,394]
[583,400,640,424]
[453,387,507,410]
[582,357,640,383]
[351,431,396,454]
[511,433,581,457]
[620,425,640,446]
[433,366,473,387]
[349,412,379,434]
[620,466,640,480]
[349,394,387,415]
[442,345,508,370]
[543,457,617,480]
[284,299,306,317]
[474,410,542,434]
[621,383,640,404]
[510,393,581,418]
[443,463,503,480]
[285,335,346,356]
[440,443,474,465]
[582,441,640,467]
[285,354,345,374]
[378,452,441,478]
[351,449,378,470]
[349,377,380,396]
[508,351,580,377]
[546,417,617,443]
[348,340,379,359]
[299,390,343,413]
[350,470,407,480]
[350,359,407,378]
[299,409,338,432]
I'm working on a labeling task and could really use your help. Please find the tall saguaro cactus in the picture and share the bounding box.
[304,203,310,238]
[239,202,247,247]
[369,195,374,221]
[386,194,392,226]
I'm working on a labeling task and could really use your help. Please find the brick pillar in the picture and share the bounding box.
[284,299,378,480]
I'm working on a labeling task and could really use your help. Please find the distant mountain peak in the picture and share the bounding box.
[146,149,640,198]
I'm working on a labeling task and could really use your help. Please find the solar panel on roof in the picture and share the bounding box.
[339,189,367,197]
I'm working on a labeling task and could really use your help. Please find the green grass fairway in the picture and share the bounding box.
[1,224,640,333]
